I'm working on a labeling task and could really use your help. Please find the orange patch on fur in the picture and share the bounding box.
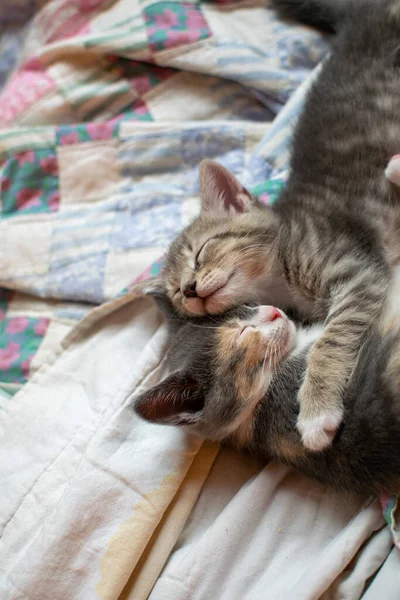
[275,436,305,463]
[217,326,266,398]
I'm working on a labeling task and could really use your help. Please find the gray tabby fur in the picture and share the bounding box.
[162,0,400,451]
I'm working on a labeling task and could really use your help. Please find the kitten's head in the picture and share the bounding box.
[132,286,296,443]
[163,160,280,316]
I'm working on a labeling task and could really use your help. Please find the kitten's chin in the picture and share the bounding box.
[183,296,206,315]
[204,290,235,314]
[183,286,237,315]
[184,273,257,315]
[246,309,297,365]
[204,272,253,314]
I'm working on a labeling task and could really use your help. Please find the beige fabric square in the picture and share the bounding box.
[57,140,121,205]
[7,292,58,319]
[202,1,273,52]
[0,218,51,279]
[17,90,76,127]
[103,247,164,300]
[155,38,218,73]
[29,320,73,377]
[146,72,229,121]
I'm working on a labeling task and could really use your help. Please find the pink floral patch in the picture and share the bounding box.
[34,318,50,336]
[186,8,208,30]
[15,150,35,166]
[0,313,50,384]
[60,131,80,145]
[145,3,212,52]
[259,192,271,204]
[6,317,29,335]
[163,30,203,49]
[21,357,33,378]
[85,122,115,141]
[48,191,60,212]
[0,342,20,370]
[0,309,6,321]
[22,57,45,72]
[154,9,180,28]
[79,0,108,10]
[0,70,55,125]
[16,189,42,210]
[132,99,150,117]
[40,156,58,176]
[132,74,153,95]
[1,178,11,193]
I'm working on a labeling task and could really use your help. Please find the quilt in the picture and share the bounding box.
[1,1,399,596]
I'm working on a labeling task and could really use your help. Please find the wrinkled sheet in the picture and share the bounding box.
[1,1,399,598]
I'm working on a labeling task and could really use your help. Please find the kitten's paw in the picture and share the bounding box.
[297,408,343,452]
[385,155,400,187]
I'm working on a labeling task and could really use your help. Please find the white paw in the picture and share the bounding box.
[385,155,400,187]
[297,409,343,452]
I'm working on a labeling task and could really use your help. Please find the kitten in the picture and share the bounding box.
[132,273,400,497]
[163,0,400,451]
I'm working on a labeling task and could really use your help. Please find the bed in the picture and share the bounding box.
[1,1,399,598]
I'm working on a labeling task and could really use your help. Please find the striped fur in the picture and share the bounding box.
[164,0,400,451]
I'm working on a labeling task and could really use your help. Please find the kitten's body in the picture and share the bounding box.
[253,327,400,496]
[133,271,400,497]
[276,0,400,269]
[163,0,400,451]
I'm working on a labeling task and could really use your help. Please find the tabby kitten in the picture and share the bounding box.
[163,0,400,451]
[132,272,400,497]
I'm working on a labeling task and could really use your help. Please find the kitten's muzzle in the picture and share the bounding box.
[183,281,198,298]
[258,306,282,323]
[235,306,296,361]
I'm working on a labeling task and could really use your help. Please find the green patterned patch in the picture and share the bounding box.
[0,317,50,384]
[144,3,212,52]
[251,178,285,205]
[1,148,59,216]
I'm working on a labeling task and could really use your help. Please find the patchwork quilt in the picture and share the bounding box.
[1,0,399,588]
[0,0,328,393]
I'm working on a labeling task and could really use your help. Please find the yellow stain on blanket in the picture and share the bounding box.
[96,472,178,600]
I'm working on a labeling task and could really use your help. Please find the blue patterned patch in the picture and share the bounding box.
[182,126,245,169]
[46,254,107,304]
[243,155,273,188]
[111,196,182,250]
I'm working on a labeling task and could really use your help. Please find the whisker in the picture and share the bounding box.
[188,324,220,330]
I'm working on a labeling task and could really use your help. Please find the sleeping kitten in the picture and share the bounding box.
[132,273,400,497]
[163,0,400,451]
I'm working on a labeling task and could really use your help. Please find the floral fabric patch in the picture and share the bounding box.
[1,148,59,216]
[0,315,50,384]
[144,3,212,52]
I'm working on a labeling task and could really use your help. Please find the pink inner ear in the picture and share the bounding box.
[213,167,249,213]
[200,160,252,214]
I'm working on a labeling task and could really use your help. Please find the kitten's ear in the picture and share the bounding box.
[133,276,165,297]
[199,160,254,215]
[133,277,175,320]
[133,372,204,426]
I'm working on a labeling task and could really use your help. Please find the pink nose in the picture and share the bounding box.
[259,306,282,323]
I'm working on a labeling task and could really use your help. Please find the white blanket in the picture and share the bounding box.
[0,291,396,599]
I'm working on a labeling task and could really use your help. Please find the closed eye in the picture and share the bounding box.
[238,325,255,339]
[194,239,212,269]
